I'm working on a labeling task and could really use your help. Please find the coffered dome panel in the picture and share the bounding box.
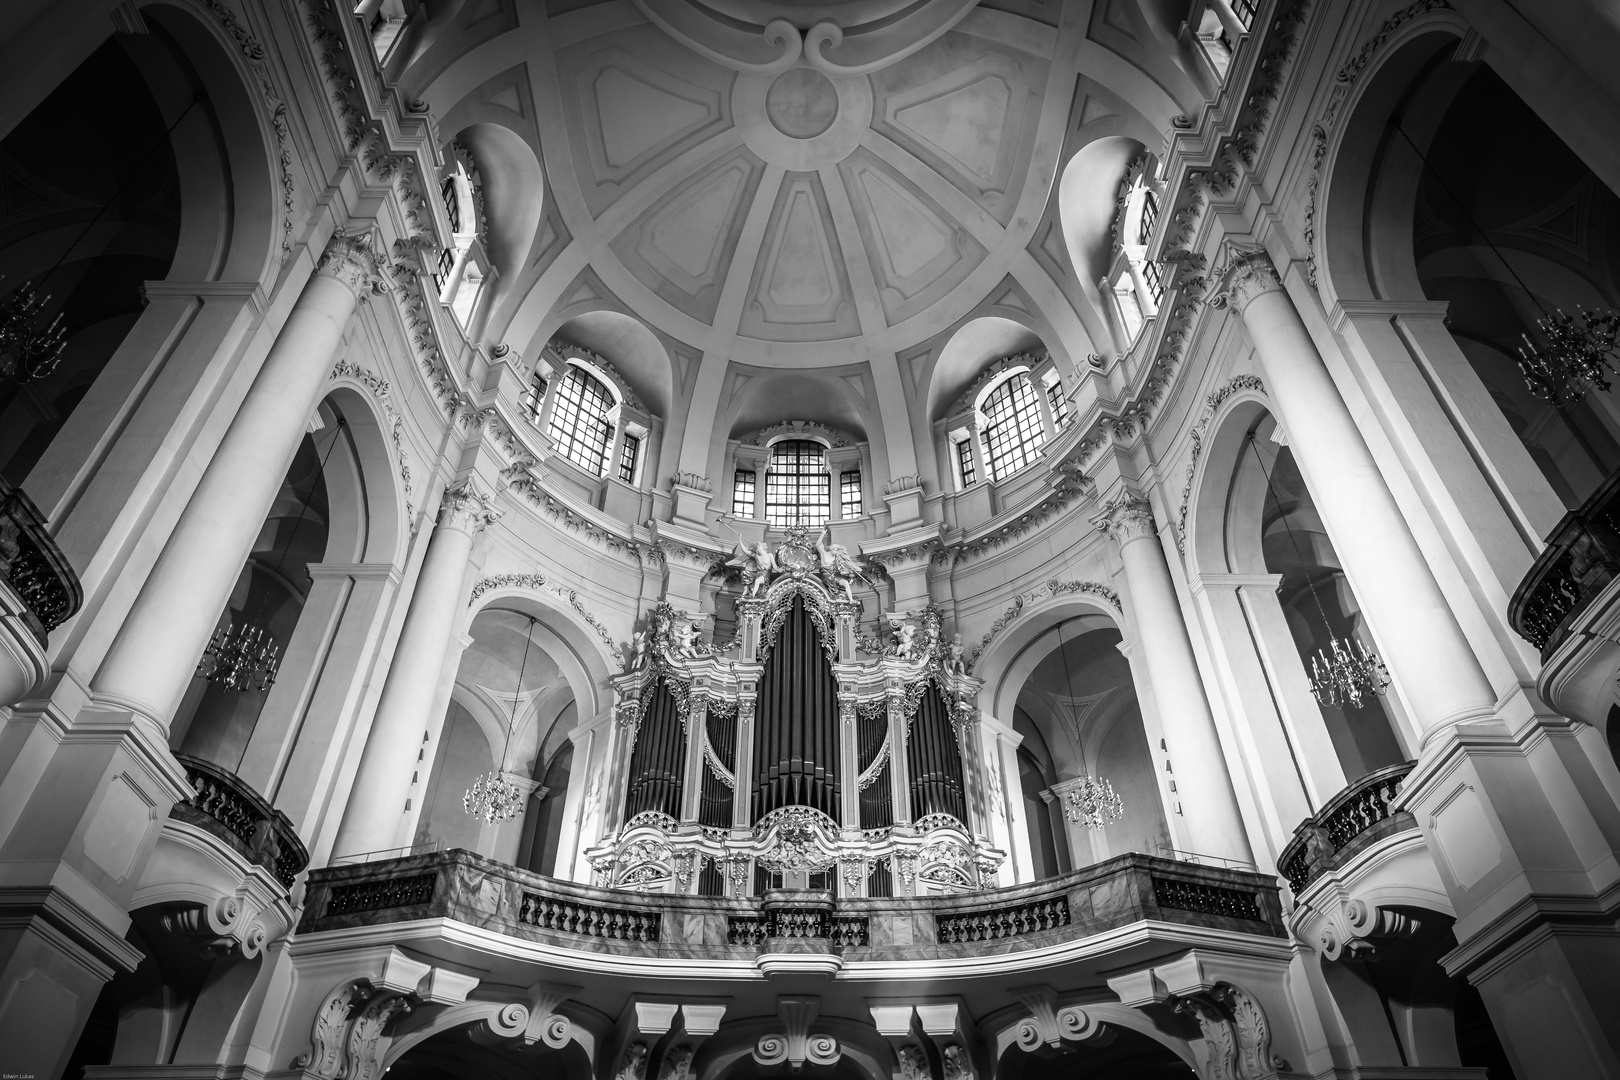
[739,171,862,340]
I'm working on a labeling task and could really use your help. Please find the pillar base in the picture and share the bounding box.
[1400,712,1620,1080]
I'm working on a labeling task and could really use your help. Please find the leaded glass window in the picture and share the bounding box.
[840,470,862,518]
[733,470,756,517]
[765,440,830,526]
[981,375,1046,482]
[546,365,615,477]
[956,438,977,487]
[618,433,641,484]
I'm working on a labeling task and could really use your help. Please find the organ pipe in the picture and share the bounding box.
[908,684,967,824]
[752,598,840,821]
[623,678,685,820]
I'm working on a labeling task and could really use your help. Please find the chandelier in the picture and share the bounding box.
[196,418,343,694]
[1309,635,1391,711]
[1062,774,1125,830]
[0,279,66,386]
[464,612,538,825]
[1247,435,1391,712]
[195,622,280,692]
[463,771,524,825]
[1517,307,1620,405]
[1053,619,1124,831]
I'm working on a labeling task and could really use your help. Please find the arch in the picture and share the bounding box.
[465,588,616,723]
[725,371,871,441]
[928,316,1044,421]
[975,594,1123,722]
[551,311,673,418]
[1185,393,1272,581]
[1059,135,1148,350]
[455,122,544,313]
[317,383,410,567]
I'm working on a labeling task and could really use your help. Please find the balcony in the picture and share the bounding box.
[299,848,1284,972]
[1508,466,1620,724]
[0,475,81,705]
[170,752,310,888]
[1277,761,1416,896]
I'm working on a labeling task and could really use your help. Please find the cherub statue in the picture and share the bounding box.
[815,527,866,602]
[725,540,777,597]
[624,628,649,672]
[890,616,920,660]
[947,632,967,674]
[669,618,709,658]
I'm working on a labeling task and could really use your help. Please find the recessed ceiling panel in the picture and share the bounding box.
[610,146,766,324]
[740,171,861,341]
[838,148,987,326]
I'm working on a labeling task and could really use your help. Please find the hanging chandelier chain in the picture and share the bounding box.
[464,612,539,824]
[1246,435,1391,711]
[1051,618,1124,831]
[1392,117,1620,405]
[195,416,345,695]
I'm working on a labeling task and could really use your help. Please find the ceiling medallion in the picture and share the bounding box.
[633,0,979,76]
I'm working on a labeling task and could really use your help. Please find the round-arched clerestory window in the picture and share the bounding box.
[980,373,1048,482]
[545,363,618,477]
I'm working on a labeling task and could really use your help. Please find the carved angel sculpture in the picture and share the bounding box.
[815,527,865,601]
[947,632,967,674]
[726,540,777,597]
[890,617,920,660]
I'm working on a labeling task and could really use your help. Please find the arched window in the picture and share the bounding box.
[765,440,830,526]
[981,375,1047,482]
[546,364,616,477]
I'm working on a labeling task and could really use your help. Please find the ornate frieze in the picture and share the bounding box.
[742,419,856,448]
[330,359,419,530]
[467,572,616,648]
[203,0,295,259]
[963,578,1122,671]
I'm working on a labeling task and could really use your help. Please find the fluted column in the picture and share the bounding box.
[332,481,499,858]
[1217,251,1495,739]
[93,229,387,725]
[1094,495,1251,864]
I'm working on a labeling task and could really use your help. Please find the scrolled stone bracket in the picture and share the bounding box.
[1011,986,1116,1053]
[1318,899,1422,961]
[754,996,841,1069]
[1107,960,1288,1080]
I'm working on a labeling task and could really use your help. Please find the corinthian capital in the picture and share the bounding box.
[437,479,502,535]
[314,227,389,300]
[1091,492,1156,545]
[1211,246,1283,315]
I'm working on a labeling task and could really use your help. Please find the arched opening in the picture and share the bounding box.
[1011,621,1168,874]
[0,37,181,485]
[1057,135,1149,357]
[169,423,333,768]
[1405,63,1620,506]
[998,1026,1195,1080]
[415,606,580,868]
[62,905,263,1079]
[1227,414,1409,781]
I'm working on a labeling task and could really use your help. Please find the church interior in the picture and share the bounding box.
[2,0,1619,1077]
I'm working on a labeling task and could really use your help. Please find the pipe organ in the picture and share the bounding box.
[590,526,1004,897]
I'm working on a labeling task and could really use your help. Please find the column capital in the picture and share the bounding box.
[1091,492,1156,545]
[436,479,502,535]
[314,227,390,300]
[1211,246,1284,316]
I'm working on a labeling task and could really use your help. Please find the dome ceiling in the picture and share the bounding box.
[420,0,1190,376]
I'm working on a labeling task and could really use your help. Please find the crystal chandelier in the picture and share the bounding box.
[1309,635,1391,711]
[1517,306,1620,405]
[1053,619,1124,831]
[465,612,537,825]
[195,622,280,692]
[463,770,524,825]
[1247,435,1392,713]
[1062,774,1125,830]
[0,279,66,386]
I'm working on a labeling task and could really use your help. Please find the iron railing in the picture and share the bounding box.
[1509,465,1620,657]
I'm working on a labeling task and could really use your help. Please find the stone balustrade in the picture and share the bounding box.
[1277,761,1416,895]
[298,849,1285,961]
[171,752,310,889]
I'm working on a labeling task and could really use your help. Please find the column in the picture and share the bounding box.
[1219,251,1495,739]
[731,695,757,830]
[1125,257,1158,318]
[1094,494,1251,864]
[93,229,387,728]
[1206,0,1247,42]
[886,686,913,825]
[838,696,859,828]
[331,481,499,858]
[679,691,707,824]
